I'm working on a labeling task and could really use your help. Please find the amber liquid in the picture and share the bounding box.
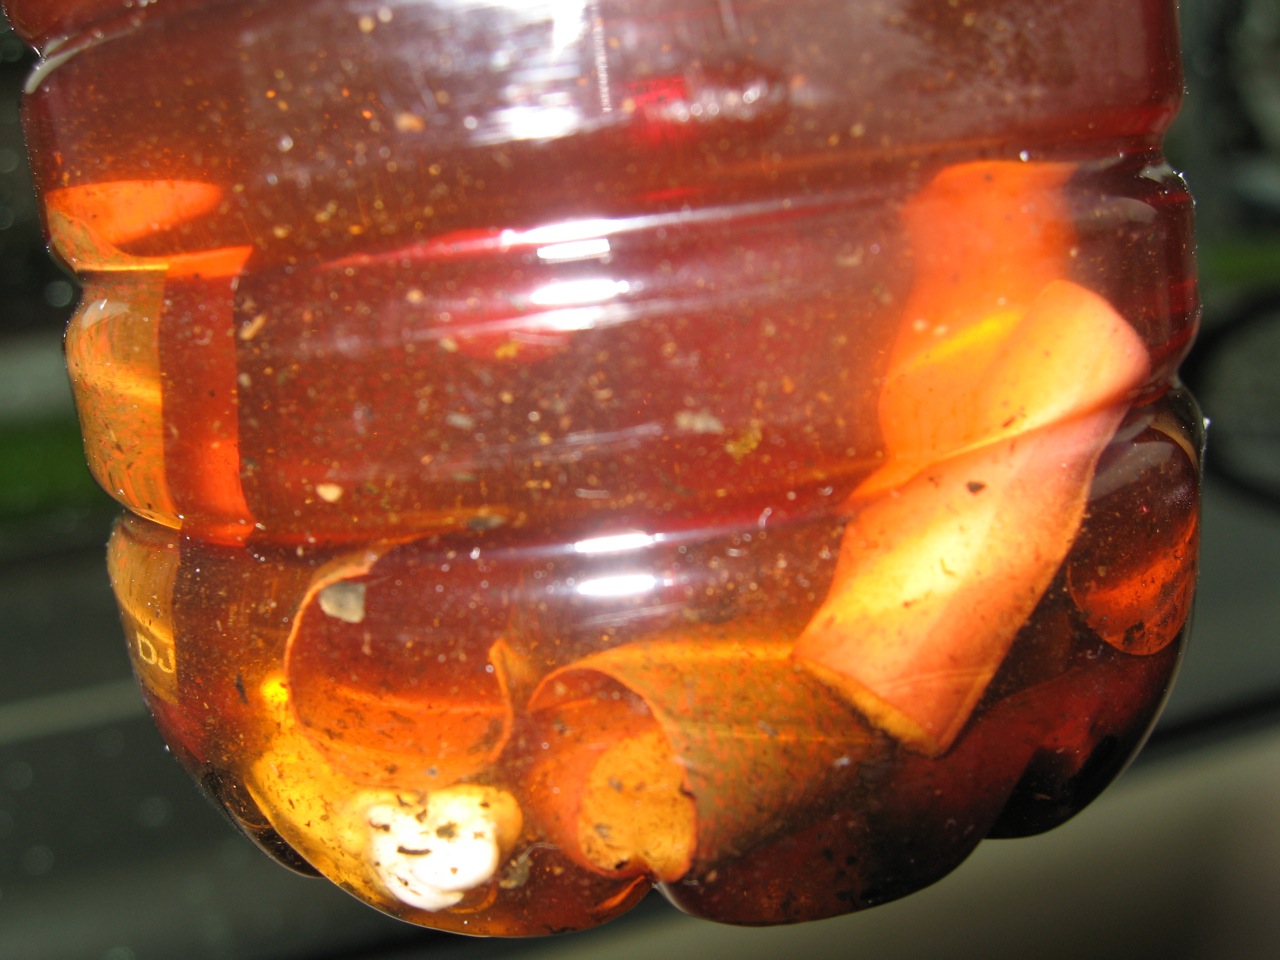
[16,0,1198,935]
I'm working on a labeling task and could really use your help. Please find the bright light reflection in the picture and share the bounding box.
[519,219,618,245]
[529,277,630,307]
[575,573,660,599]
[548,0,588,51]
[486,105,584,143]
[537,238,611,262]
[572,532,658,554]
[518,307,606,333]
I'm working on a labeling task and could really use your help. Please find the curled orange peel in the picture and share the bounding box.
[526,638,875,881]
[794,161,1152,755]
[283,550,517,789]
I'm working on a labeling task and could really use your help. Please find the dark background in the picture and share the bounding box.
[3,2,1280,958]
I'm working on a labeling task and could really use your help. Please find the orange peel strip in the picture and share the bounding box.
[861,278,1152,497]
[51,180,254,536]
[1071,515,1196,656]
[63,245,255,539]
[47,179,224,258]
[795,406,1130,756]
[157,255,257,542]
[65,272,179,526]
[795,161,1152,755]
[872,161,1077,471]
[1066,407,1200,655]
[526,638,877,882]
[284,549,516,789]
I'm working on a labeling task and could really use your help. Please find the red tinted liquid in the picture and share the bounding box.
[12,0,1198,934]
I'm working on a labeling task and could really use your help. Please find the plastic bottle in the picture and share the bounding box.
[8,0,1199,935]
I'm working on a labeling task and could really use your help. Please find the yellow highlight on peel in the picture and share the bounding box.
[260,674,290,710]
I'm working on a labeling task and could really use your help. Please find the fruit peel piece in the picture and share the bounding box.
[795,407,1129,755]
[526,638,877,882]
